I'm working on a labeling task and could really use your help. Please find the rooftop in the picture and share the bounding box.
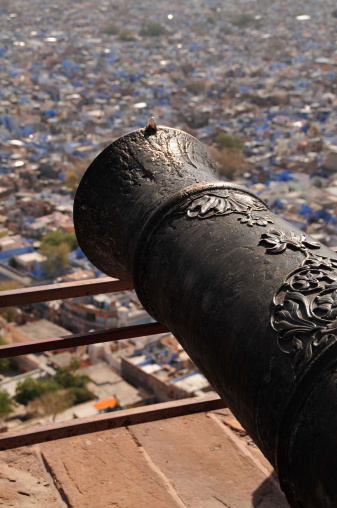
[9,319,71,341]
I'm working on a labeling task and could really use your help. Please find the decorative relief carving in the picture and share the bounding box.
[260,229,337,374]
[184,191,273,226]
[260,229,321,254]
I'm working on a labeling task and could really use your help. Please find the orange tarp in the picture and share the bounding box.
[93,398,117,411]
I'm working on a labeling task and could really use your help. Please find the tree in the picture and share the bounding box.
[14,368,93,406]
[118,29,136,42]
[15,370,94,412]
[231,13,255,27]
[54,368,93,404]
[41,231,78,251]
[214,133,243,151]
[65,170,81,196]
[140,22,167,37]
[0,337,10,373]
[29,389,75,421]
[54,367,90,389]
[68,386,94,405]
[185,80,207,95]
[8,257,18,269]
[103,23,120,35]
[70,356,80,371]
[40,231,78,277]
[41,242,70,277]
[15,377,58,406]
[209,146,249,181]
[0,389,13,418]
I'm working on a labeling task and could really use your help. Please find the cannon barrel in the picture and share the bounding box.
[74,125,337,508]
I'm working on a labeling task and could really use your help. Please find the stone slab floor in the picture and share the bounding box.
[0,409,289,508]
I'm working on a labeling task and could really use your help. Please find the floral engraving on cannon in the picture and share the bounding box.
[260,229,321,253]
[183,191,273,226]
[260,229,337,373]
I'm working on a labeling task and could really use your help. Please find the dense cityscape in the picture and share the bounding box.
[1,0,337,434]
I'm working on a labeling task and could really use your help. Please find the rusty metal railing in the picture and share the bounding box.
[0,278,225,450]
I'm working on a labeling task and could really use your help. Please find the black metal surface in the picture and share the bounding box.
[74,125,337,508]
[74,127,218,280]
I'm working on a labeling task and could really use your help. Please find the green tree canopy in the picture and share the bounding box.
[118,29,136,42]
[65,170,81,196]
[40,231,78,277]
[41,242,71,277]
[29,390,75,421]
[68,386,94,405]
[41,231,78,251]
[214,133,243,151]
[70,357,80,371]
[0,389,13,418]
[8,257,18,269]
[54,367,90,389]
[103,23,120,35]
[209,146,248,181]
[0,337,10,373]
[15,377,58,406]
[15,369,94,416]
[140,22,167,37]
[185,80,207,95]
[231,13,255,27]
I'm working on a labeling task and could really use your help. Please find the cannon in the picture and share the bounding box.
[74,122,337,508]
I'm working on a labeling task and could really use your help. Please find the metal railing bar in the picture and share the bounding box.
[0,395,226,451]
[0,277,134,308]
[0,322,168,358]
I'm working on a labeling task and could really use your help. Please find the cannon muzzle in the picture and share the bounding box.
[74,125,337,508]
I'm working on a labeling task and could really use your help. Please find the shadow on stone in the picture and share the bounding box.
[252,472,290,507]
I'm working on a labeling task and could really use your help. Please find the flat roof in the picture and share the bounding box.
[15,319,72,340]
[15,252,47,262]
